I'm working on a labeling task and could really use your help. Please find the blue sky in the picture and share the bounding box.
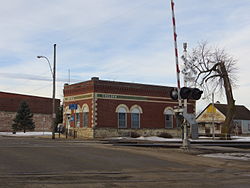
[0,0,250,111]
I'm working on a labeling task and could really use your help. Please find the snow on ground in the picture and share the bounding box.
[200,153,250,161]
[136,136,181,142]
[231,136,250,141]
[1,132,250,141]
[0,132,52,136]
[110,136,250,142]
[107,136,182,142]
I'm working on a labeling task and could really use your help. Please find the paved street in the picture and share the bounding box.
[0,136,250,188]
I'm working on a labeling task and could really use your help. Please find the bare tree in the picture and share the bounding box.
[189,42,238,138]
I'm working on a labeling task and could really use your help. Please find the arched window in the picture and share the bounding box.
[116,104,129,128]
[64,106,71,129]
[130,105,143,129]
[64,106,71,115]
[75,105,82,128]
[118,107,127,128]
[164,107,174,129]
[82,104,89,128]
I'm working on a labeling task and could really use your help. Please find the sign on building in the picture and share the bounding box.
[69,104,77,110]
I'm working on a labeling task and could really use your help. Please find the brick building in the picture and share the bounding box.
[0,91,60,132]
[63,77,196,138]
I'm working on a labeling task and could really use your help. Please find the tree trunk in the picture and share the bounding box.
[220,62,236,139]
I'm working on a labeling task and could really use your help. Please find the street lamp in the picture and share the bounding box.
[37,44,57,139]
[37,56,53,75]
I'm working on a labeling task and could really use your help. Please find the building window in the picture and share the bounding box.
[116,105,128,128]
[131,113,140,128]
[130,106,142,129]
[215,124,220,130]
[75,113,80,127]
[64,106,71,129]
[165,114,173,128]
[118,112,126,128]
[82,104,89,128]
[164,108,174,129]
[83,112,89,127]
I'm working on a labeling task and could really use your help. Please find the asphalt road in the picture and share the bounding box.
[0,136,250,188]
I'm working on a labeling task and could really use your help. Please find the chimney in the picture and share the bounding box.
[91,77,99,81]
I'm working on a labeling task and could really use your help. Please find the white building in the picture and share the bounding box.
[196,103,250,136]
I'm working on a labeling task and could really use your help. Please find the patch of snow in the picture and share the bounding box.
[106,136,181,142]
[231,136,250,141]
[0,132,52,136]
[107,136,250,142]
[199,136,211,139]
[195,136,250,142]
[106,137,128,140]
[200,153,250,161]
[136,136,181,142]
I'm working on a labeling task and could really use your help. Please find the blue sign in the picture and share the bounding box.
[69,104,77,110]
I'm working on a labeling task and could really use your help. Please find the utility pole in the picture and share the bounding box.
[37,44,57,140]
[52,44,56,139]
[212,92,215,140]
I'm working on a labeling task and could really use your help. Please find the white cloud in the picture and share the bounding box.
[0,0,250,111]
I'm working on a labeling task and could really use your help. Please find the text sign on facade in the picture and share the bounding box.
[69,104,77,110]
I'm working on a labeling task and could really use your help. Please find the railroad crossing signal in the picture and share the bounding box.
[180,87,203,100]
[170,87,203,100]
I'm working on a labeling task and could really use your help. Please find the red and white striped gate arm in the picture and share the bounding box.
[170,0,182,107]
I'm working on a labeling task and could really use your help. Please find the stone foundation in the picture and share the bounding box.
[77,128,94,139]
[94,128,181,138]
[69,127,181,139]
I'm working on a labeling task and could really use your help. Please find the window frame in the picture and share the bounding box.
[75,113,80,128]
[165,114,173,129]
[82,104,89,128]
[164,108,174,129]
[83,112,89,127]
[131,112,140,129]
[130,106,142,129]
[116,105,129,129]
[118,112,127,128]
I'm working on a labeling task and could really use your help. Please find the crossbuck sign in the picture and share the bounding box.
[181,55,197,82]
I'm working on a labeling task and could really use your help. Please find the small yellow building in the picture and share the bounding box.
[196,103,250,136]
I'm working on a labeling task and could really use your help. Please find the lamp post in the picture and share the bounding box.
[37,44,57,139]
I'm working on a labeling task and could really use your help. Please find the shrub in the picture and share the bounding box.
[130,132,140,138]
[158,132,173,138]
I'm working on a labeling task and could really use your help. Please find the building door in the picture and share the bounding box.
[205,126,210,135]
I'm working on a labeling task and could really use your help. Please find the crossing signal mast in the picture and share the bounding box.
[170,0,203,149]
